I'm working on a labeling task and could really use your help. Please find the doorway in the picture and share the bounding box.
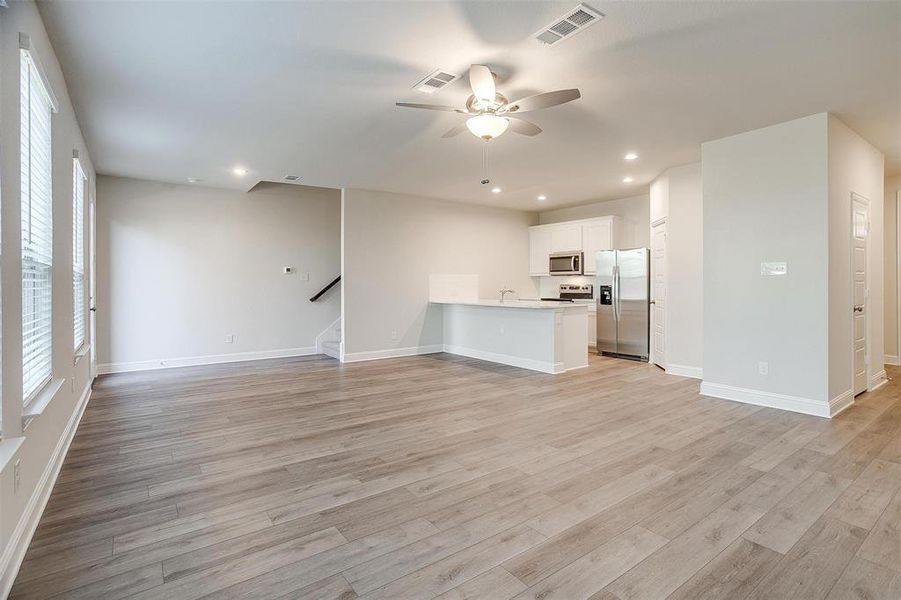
[651,219,666,369]
[851,193,869,395]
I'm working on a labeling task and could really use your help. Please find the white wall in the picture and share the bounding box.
[702,113,885,416]
[652,163,703,376]
[539,194,650,247]
[884,174,901,363]
[0,2,97,593]
[827,115,885,399]
[95,177,340,371]
[341,188,538,359]
[702,114,830,409]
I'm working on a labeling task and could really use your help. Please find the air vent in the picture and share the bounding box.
[533,3,604,46]
[283,175,301,182]
[412,69,459,94]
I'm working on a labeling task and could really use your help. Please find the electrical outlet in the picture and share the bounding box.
[390,330,398,341]
[225,334,235,344]
[14,460,21,494]
[758,361,769,376]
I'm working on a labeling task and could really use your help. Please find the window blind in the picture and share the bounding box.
[21,49,54,403]
[73,159,86,351]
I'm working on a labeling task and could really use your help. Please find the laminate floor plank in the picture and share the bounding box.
[855,484,901,573]
[742,470,852,554]
[666,538,782,600]
[825,556,901,600]
[10,356,900,600]
[744,517,867,600]
[826,458,901,530]
[512,526,667,600]
[603,499,766,600]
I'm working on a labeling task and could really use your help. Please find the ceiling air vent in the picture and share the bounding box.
[533,3,604,46]
[412,69,459,94]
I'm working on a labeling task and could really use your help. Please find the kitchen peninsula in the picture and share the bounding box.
[430,299,588,374]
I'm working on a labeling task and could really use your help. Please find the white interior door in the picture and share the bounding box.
[852,193,869,395]
[651,220,666,369]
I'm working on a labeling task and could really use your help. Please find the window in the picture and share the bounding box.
[21,48,54,403]
[73,158,86,351]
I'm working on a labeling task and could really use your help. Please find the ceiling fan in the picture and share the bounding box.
[396,64,581,141]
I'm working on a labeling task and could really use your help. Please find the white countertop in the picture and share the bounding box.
[431,299,588,310]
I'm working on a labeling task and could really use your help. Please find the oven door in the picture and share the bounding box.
[549,252,582,275]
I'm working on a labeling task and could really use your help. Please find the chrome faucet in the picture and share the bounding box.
[499,287,516,302]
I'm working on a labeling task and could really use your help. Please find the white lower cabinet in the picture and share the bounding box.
[587,311,597,347]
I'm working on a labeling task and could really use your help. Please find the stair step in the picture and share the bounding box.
[321,340,341,360]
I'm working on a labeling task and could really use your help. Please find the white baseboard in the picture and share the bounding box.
[666,364,703,380]
[443,344,564,374]
[341,344,444,363]
[699,381,831,418]
[829,390,855,417]
[885,355,900,366]
[870,370,888,392]
[0,383,93,598]
[98,346,318,374]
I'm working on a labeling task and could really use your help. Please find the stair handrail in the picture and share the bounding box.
[310,276,340,302]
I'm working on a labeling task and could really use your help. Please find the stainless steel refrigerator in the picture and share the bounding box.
[596,248,650,361]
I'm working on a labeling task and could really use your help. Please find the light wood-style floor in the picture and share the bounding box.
[10,353,901,599]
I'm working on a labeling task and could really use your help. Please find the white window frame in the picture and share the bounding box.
[20,41,57,406]
[73,156,86,353]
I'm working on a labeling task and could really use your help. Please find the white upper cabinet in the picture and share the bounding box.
[582,219,614,275]
[549,223,582,252]
[529,226,553,276]
[529,216,625,277]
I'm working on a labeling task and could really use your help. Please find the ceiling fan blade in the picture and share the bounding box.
[396,102,466,113]
[441,124,468,138]
[507,117,542,136]
[505,89,581,113]
[469,64,496,103]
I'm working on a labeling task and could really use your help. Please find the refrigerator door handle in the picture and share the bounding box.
[612,264,619,321]
[616,264,622,321]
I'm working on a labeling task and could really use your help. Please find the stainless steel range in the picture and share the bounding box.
[540,283,593,302]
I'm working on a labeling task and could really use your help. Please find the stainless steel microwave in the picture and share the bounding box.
[549,251,583,275]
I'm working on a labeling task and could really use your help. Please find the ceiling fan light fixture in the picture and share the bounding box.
[466,114,509,141]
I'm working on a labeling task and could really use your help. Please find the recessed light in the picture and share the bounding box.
[624,152,638,161]
[623,176,634,183]
[491,187,502,193]
[232,167,248,176]
[537,195,547,201]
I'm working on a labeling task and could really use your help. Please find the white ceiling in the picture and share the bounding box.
[39,1,900,210]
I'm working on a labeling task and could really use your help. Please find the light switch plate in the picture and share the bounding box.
[760,261,787,276]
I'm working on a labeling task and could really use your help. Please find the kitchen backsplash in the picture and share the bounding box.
[538,275,595,298]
